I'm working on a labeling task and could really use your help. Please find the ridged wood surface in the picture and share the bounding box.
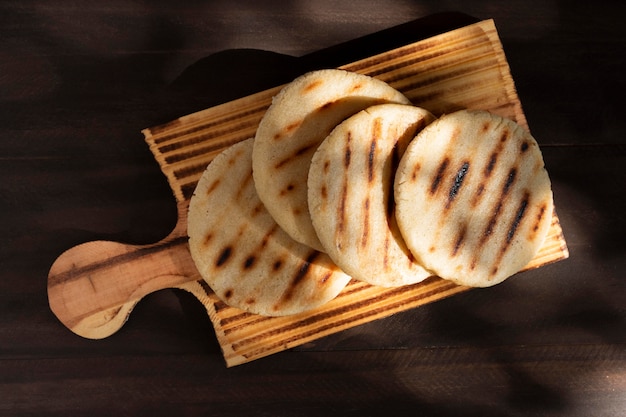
[48,19,569,367]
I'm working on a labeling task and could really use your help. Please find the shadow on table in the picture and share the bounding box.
[161,12,479,116]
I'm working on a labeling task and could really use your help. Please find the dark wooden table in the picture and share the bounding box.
[2,1,624,416]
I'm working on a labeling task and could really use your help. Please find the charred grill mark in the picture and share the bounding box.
[503,168,517,194]
[280,251,320,303]
[337,183,348,236]
[507,194,529,244]
[216,246,233,267]
[482,202,502,243]
[235,173,254,200]
[336,133,352,244]
[273,258,284,271]
[286,120,301,132]
[535,204,547,230]
[477,167,518,249]
[446,161,470,209]
[481,121,491,133]
[226,156,238,167]
[243,255,256,270]
[274,143,316,169]
[452,224,467,256]
[484,153,498,177]
[202,233,213,247]
[490,266,499,278]
[323,160,330,175]
[279,183,296,196]
[251,202,265,217]
[521,141,530,153]
[368,118,382,183]
[259,224,279,249]
[303,79,323,92]
[410,163,421,181]
[473,137,508,207]
[470,258,477,271]
[344,132,352,168]
[368,139,376,183]
[350,82,363,92]
[471,183,485,207]
[321,185,328,200]
[318,271,332,285]
[224,289,233,299]
[206,179,221,195]
[361,198,370,248]
[430,158,449,195]
[294,143,316,157]
[382,235,391,270]
[528,203,548,240]
[449,126,462,145]
[273,120,302,140]
[489,193,530,279]
[484,127,510,176]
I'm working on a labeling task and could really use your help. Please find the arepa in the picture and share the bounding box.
[308,104,436,287]
[253,69,411,251]
[394,110,554,287]
[188,138,351,316]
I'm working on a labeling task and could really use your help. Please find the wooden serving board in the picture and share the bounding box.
[48,19,569,367]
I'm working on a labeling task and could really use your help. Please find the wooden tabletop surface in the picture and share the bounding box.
[1,1,624,416]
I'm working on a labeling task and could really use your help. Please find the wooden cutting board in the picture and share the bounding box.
[48,19,569,367]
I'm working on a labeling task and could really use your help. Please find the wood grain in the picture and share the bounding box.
[47,19,569,366]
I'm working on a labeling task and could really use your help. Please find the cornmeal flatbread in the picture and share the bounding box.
[394,110,554,287]
[188,138,351,316]
[308,104,436,287]
[253,69,411,251]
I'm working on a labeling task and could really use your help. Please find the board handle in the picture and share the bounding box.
[47,218,202,339]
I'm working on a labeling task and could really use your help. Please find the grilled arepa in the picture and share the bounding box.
[252,69,410,252]
[394,110,553,287]
[188,139,351,316]
[308,104,436,287]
